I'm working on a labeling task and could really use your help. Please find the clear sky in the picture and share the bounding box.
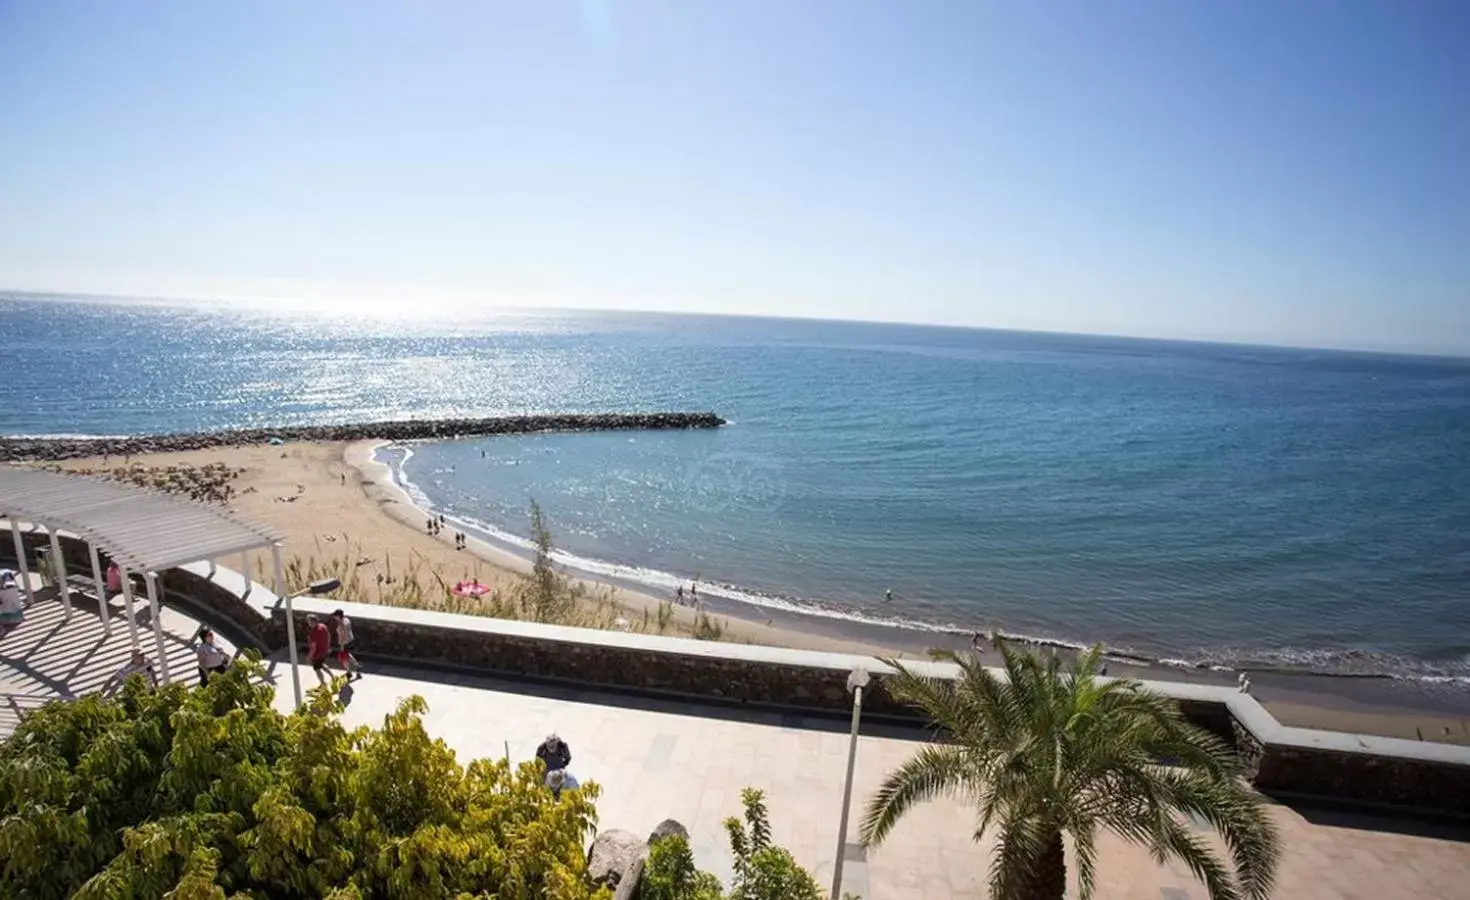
[1,1,1466,353]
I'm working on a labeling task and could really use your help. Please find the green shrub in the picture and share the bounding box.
[640,835,723,900]
[724,789,822,900]
[638,789,822,900]
[0,656,611,899]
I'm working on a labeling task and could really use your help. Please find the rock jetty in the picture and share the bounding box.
[0,412,726,463]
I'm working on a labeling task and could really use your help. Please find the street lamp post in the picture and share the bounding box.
[830,669,870,900]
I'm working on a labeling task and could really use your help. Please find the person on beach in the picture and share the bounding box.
[103,650,158,696]
[675,585,684,604]
[0,570,25,636]
[330,608,362,680]
[306,614,333,686]
[885,588,893,603]
[106,561,122,593]
[195,627,231,686]
[536,733,571,773]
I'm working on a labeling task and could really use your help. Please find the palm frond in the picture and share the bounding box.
[1156,816,1242,900]
[859,744,973,848]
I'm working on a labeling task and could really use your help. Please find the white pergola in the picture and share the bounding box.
[1,466,306,705]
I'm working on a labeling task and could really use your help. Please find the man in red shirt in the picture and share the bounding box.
[306,614,333,686]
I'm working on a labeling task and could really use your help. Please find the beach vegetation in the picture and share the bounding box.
[525,499,579,623]
[692,610,726,641]
[47,460,243,504]
[861,641,1280,900]
[269,506,732,642]
[0,654,608,899]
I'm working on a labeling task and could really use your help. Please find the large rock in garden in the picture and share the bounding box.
[587,829,646,887]
[648,818,689,845]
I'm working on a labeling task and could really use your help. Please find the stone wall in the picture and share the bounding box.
[0,412,726,462]
[274,605,916,718]
[268,601,1470,816]
[1254,744,1470,813]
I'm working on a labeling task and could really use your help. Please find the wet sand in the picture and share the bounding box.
[45,440,1470,744]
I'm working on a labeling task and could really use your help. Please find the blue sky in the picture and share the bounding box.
[1,1,1466,353]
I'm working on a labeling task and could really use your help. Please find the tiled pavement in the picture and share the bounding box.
[4,593,1470,898]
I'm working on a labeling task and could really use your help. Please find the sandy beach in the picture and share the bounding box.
[45,440,1470,744]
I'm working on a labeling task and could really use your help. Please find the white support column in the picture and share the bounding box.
[144,572,172,684]
[240,552,252,598]
[46,529,73,621]
[119,565,141,651]
[272,543,302,707]
[89,544,111,633]
[9,518,35,603]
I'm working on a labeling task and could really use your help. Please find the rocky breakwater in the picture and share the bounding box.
[0,412,727,462]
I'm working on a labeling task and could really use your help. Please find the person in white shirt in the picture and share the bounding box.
[0,570,24,636]
[195,627,231,686]
[103,651,158,696]
[329,609,362,681]
[546,767,580,800]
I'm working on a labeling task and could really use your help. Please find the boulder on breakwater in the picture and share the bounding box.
[0,412,727,462]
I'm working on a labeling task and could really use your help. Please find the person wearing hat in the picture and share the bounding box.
[536,733,571,773]
[0,569,24,636]
[195,627,232,686]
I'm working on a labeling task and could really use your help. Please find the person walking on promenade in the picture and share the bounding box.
[546,768,580,801]
[536,733,571,773]
[195,627,231,686]
[330,608,362,681]
[103,650,158,696]
[106,561,122,593]
[306,614,333,686]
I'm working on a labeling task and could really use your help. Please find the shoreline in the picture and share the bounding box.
[36,439,1470,743]
[373,443,1470,714]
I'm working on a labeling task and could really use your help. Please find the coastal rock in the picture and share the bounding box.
[587,829,645,887]
[0,412,727,463]
[611,857,647,900]
[647,819,689,845]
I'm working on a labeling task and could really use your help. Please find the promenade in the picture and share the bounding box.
[3,592,1468,899]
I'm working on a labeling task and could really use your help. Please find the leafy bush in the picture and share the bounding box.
[638,789,821,900]
[724,789,822,900]
[0,656,610,899]
[640,835,723,900]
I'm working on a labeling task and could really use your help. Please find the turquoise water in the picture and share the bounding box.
[4,294,1470,685]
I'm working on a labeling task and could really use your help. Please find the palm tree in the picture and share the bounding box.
[860,641,1280,900]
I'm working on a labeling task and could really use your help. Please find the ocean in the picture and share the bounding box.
[4,294,1469,694]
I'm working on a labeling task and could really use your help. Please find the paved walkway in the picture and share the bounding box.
[3,592,1469,899]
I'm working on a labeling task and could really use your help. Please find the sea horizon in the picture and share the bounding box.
[6,289,1469,364]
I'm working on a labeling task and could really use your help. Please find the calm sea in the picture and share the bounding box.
[4,294,1469,687]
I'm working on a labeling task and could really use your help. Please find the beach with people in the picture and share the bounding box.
[35,437,1470,745]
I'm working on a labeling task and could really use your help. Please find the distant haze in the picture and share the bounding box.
[1,2,1466,355]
